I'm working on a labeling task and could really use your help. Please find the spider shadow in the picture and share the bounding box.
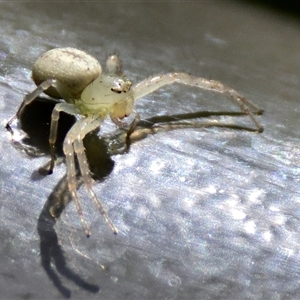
[36,130,115,298]
[17,98,109,298]
[36,134,114,298]
[18,101,119,296]
[16,97,258,297]
[37,177,100,298]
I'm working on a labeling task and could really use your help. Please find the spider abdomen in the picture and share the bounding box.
[32,47,102,100]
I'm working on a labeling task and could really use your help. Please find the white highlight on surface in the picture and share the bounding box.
[243,220,256,234]
[262,231,273,243]
[149,159,165,174]
[137,205,150,218]
[148,195,161,208]
[269,205,280,212]
[182,197,196,209]
[219,195,246,220]
[247,188,265,204]
[230,208,246,220]
[114,154,137,172]
[271,214,286,226]
[179,176,186,182]
[203,185,217,194]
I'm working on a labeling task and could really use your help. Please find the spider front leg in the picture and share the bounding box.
[64,117,118,237]
[6,79,57,135]
[132,73,263,132]
[110,110,141,152]
[110,109,140,134]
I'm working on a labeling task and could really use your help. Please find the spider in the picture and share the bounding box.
[6,47,263,237]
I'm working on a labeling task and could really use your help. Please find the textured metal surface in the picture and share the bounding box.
[0,2,300,299]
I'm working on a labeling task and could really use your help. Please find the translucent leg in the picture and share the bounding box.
[63,117,117,236]
[6,79,57,134]
[48,102,80,173]
[132,73,263,132]
[63,137,91,237]
[74,138,118,234]
[110,109,140,130]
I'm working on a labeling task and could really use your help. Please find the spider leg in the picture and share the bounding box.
[110,110,141,152]
[64,117,118,237]
[63,125,91,237]
[48,102,80,174]
[6,79,57,134]
[128,110,141,135]
[132,73,263,132]
[106,54,123,75]
[74,139,118,235]
[110,109,140,133]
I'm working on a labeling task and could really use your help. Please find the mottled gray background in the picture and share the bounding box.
[0,1,300,299]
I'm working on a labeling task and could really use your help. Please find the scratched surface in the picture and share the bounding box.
[0,2,300,299]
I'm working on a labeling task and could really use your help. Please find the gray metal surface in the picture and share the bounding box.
[0,2,300,299]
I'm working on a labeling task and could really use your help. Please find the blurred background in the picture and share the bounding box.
[0,1,300,299]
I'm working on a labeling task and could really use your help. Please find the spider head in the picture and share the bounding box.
[80,73,134,118]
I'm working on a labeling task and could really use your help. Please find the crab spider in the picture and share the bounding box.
[6,47,263,237]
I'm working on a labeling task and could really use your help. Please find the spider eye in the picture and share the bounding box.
[111,87,122,94]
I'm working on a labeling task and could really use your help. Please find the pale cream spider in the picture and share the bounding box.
[6,47,263,237]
